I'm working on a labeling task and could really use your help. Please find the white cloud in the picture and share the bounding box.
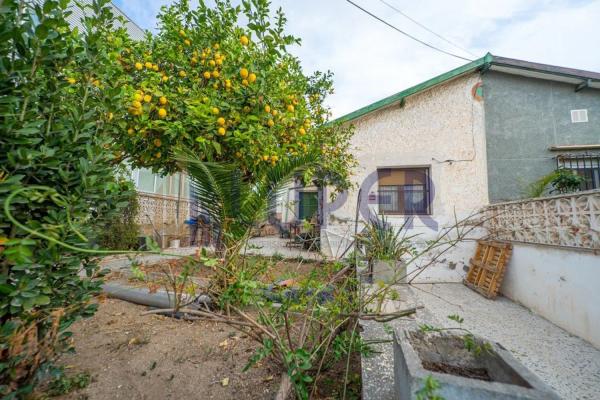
[113,0,600,118]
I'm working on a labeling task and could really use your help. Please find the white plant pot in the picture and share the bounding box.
[169,239,181,249]
[372,259,406,284]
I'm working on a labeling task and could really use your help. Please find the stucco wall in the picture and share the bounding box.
[322,73,489,282]
[483,71,600,203]
[501,243,600,348]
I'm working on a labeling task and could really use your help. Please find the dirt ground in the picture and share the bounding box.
[54,299,279,400]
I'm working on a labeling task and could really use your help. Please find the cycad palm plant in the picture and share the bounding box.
[176,149,318,283]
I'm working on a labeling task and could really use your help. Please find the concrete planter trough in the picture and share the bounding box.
[393,330,560,400]
[372,259,406,284]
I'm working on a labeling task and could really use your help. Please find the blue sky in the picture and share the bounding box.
[113,0,600,118]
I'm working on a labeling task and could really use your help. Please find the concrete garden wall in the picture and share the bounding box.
[501,244,600,348]
[322,73,489,282]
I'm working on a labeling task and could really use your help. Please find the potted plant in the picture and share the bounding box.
[357,215,414,284]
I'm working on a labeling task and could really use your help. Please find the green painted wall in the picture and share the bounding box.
[483,71,600,202]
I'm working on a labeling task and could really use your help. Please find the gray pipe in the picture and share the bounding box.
[102,282,211,309]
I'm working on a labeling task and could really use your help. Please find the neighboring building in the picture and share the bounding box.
[306,53,599,280]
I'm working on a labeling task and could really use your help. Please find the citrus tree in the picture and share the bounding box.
[113,0,355,192]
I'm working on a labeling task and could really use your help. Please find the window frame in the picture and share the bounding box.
[376,166,432,216]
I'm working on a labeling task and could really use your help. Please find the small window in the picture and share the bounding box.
[377,168,431,215]
[557,155,600,190]
[571,109,588,123]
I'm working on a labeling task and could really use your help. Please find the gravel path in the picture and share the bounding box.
[360,283,600,400]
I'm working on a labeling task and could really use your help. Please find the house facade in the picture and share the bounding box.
[317,54,599,281]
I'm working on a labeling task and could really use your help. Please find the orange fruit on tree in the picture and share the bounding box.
[267,119,274,127]
[211,107,220,115]
[240,35,249,46]
[203,71,211,79]
[240,68,249,79]
[242,79,249,86]
[159,96,167,105]
[248,73,257,83]
[143,94,152,103]
[217,117,226,126]
[179,70,187,77]
[153,138,162,147]
[264,105,271,113]
[212,70,220,78]
[144,61,152,69]
[132,100,142,109]
[158,108,167,118]
[134,62,143,70]
[218,127,226,135]
[287,104,294,113]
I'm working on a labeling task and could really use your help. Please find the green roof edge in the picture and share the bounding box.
[331,53,493,125]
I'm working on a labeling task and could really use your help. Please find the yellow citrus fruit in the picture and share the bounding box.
[213,43,220,49]
[299,127,306,135]
[162,75,169,82]
[179,29,186,37]
[158,108,167,118]
[127,128,134,135]
[271,155,278,161]
[225,79,232,88]
[271,109,278,116]
[184,39,191,46]
[217,117,225,126]
[191,57,198,64]
[235,151,242,157]
[248,73,257,83]
[218,127,226,135]
[212,83,219,89]
[240,35,249,46]
[153,138,162,147]
[211,107,220,115]
[240,68,249,79]
[155,152,161,158]
[287,104,294,112]
[262,155,269,161]
[212,70,219,78]
[242,79,249,86]
[134,93,143,101]
[132,100,142,109]
[267,119,274,127]
[216,58,223,66]
[135,62,143,70]
[66,77,76,84]
[143,94,152,103]
[203,71,211,79]
[209,60,216,67]
[264,105,271,113]
[144,61,152,69]
[179,70,186,77]
[159,96,167,105]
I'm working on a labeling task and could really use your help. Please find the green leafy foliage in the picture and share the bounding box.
[415,375,444,400]
[525,168,585,198]
[99,180,141,250]
[357,214,416,262]
[46,370,91,397]
[0,0,134,394]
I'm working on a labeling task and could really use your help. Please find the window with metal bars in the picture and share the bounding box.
[556,154,600,191]
[377,168,431,215]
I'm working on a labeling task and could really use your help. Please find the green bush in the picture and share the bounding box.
[99,180,141,250]
[0,0,133,396]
